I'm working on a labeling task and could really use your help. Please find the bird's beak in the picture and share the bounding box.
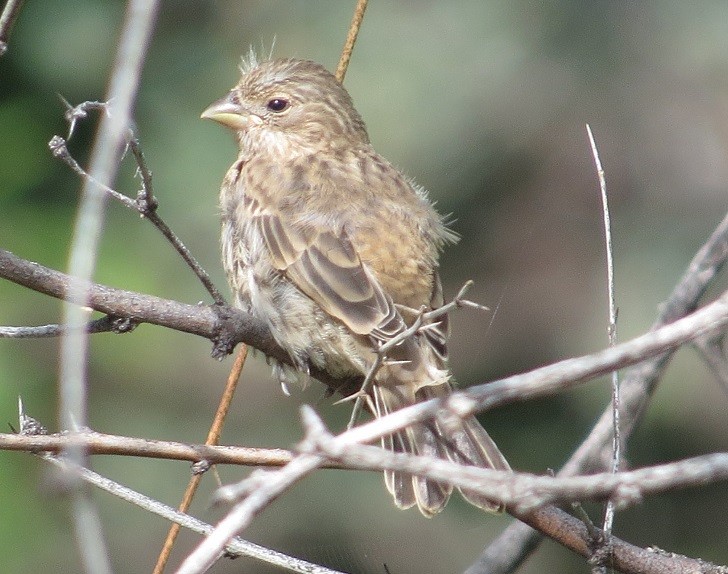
[201,92,250,130]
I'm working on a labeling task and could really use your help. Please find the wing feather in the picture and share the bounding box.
[255,209,401,337]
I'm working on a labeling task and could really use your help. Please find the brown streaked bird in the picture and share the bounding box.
[202,56,510,516]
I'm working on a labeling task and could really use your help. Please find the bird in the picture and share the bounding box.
[202,56,510,516]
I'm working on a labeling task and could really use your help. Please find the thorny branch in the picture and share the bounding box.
[50,100,226,306]
[178,398,728,574]
[0,429,296,467]
[346,280,486,428]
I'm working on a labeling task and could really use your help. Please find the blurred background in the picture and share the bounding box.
[1,1,727,572]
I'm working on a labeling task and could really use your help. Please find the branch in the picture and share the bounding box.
[40,454,345,574]
[182,404,728,574]
[0,431,294,466]
[2,247,728,422]
[0,247,363,392]
[512,506,727,574]
[301,414,728,512]
[587,125,621,560]
[0,315,136,338]
[300,410,728,574]
[56,3,160,574]
[50,122,226,306]
[472,209,728,573]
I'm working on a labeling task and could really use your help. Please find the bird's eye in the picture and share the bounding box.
[266,98,289,112]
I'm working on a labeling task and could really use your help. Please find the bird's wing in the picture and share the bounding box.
[247,195,403,340]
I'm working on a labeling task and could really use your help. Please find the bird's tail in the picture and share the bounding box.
[372,382,510,517]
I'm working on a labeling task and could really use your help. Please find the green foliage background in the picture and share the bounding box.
[1,2,727,573]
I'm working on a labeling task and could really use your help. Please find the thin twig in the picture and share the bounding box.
[344,307,426,428]
[152,344,248,574]
[587,124,620,565]
[0,315,136,338]
[39,455,344,574]
[346,280,485,428]
[57,97,111,139]
[51,112,226,306]
[0,430,297,466]
[126,134,226,305]
[126,133,157,212]
[49,135,137,209]
[335,0,369,83]
[0,0,25,56]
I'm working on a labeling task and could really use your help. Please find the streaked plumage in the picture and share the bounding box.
[203,58,509,515]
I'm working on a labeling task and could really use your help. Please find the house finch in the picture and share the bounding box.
[202,57,510,516]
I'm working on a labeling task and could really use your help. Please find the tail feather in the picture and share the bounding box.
[373,383,509,516]
[373,386,452,515]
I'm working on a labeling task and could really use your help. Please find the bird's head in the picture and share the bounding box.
[202,58,370,155]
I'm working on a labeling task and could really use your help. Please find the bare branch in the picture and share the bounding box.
[587,124,620,563]
[40,455,344,574]
[471,209,728,573]
[510,506,727,574]
[0,430,295,466]
[51,115,226,306]
[177,452,326,574]
[0,315,136,338]
[0,248,362,390]
[185,405,728,574]
[299,411,728,512]
[125,133,226,305]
